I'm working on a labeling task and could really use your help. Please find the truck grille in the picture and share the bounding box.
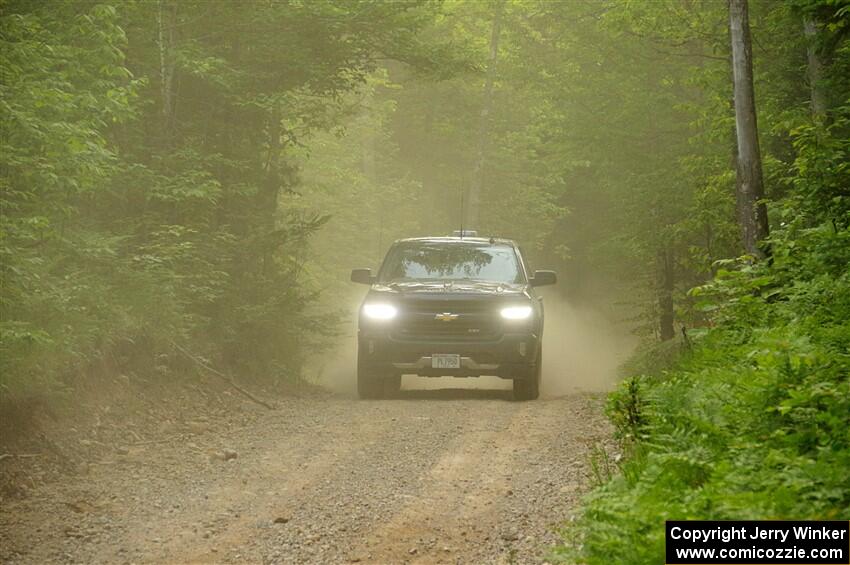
[392,309,501,342]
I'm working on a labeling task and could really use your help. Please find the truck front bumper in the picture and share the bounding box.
[357,332,540,379]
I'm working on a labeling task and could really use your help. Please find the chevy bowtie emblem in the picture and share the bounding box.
[435,312,459,322]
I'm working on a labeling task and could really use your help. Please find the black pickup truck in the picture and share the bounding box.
[351,235,556,400]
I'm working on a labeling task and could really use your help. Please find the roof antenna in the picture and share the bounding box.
[459,189,464,239]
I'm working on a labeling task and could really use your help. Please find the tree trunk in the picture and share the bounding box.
[361,117,383,259]
[263,102,283,226]
[729,0,769,259]
[657,247,675,341]
[255,102,283,275]
[420,103,443,232]
[466,0,504,230]
[804,18,827,117]
[157,0,177,144]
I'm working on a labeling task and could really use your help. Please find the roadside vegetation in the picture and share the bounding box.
[550,1,850,562]
[556,129,850,562]
[1,1,460,404]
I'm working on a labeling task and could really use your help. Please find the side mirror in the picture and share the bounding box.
[350,268,375,285]
[530,270,557,287]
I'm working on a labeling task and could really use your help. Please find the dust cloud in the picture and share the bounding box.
[307,293,635,396]
[309,325,359,396]
[540,293,637,395]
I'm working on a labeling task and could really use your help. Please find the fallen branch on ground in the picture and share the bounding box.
[129,434,186,447]
[0,453,41,462]
[171,342,275,410]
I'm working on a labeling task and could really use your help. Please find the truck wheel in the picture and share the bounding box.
[357,369,384,399]
[513,349,541,401]
[383,375,401,398]
[357,352,384,399]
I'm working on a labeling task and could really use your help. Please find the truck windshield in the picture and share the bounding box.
[378,242,524,284]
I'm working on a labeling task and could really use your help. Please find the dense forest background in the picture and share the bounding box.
[1,0,848,561]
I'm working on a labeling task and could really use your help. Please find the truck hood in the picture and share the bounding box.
[369,280,527,297]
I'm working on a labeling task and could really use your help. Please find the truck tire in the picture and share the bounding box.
[357,369,384,399]
[357,352,384,399]
[383,375,401,398]
[513,348,541,401]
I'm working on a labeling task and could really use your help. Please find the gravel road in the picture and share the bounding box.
[0,388,610,564]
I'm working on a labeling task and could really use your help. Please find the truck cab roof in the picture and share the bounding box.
[393,236,516,246]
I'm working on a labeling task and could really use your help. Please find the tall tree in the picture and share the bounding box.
[804,17,827,117]
[466,0,504,229]
[156,0,177,143]
[729,0,769,259]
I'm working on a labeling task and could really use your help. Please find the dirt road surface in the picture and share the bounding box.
[0,388,610,564]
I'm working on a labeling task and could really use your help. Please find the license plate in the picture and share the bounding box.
[431,354,461,369]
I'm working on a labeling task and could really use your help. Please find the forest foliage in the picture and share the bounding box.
[1,0,848,560]
[1,0,458,393]
[544,0,850,561]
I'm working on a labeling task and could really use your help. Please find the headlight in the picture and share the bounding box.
[362,303,398,320]
[500,305,533,320]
